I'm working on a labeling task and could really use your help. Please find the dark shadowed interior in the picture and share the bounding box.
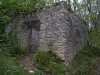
[22,20,41,53]
[23,20,41,31]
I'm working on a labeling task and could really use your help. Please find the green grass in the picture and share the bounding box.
[0,47,27,75]
[0,54,27,75]
[69,45,100,75]
[4,60,27,75]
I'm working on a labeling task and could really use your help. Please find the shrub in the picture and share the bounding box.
[89,28,100,48]
[0,34,28,57]
[7,41,27,57]
[34,51,67,75]
[69,45,100,75]
[0,52,6,75]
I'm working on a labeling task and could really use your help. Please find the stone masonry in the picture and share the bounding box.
[10,1,88,63]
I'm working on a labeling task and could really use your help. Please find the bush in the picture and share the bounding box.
[0,35,27,75]
[89,28,100,48]
[0,52,6,75]
[34,51,67,75]
[0,34,28,57]
[69,45,100,75]
[7,41,27,57]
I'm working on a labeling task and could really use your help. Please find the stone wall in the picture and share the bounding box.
[37,1,88,62]
[10,15,40,53]
[10,1,88,63]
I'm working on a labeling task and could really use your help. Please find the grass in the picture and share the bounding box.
[0,52,27,75]
[69,45,100,75]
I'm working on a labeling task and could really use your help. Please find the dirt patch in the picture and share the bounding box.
[19,54,35,71]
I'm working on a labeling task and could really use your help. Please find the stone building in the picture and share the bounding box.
[10,1,88,63]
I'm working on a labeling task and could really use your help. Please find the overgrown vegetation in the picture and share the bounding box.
[0,0,54,56]
[0,34,27,57]
[69,27,100,75]
[0,51,27,75]
[34,51,67,75]
[0,0,100,75]
[34,44,100,75]
[89,28,100,49]
[0,35,28,75]
[0,0,54,75]
[69,45,100,75]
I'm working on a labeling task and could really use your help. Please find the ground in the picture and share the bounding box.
[19,54,34,71]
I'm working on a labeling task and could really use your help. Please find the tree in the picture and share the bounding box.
[72,0,100,31]
[1,0,49,14]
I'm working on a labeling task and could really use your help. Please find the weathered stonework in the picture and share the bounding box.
[10,15,40,53]
[9,1,88,63]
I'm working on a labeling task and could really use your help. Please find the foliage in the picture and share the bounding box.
[0,0,53,35]
[34,71,42,75]
[0,14,11,34]
[34,51,67,75]
[85,13,97,23]
[72,0,100,26]
[1,0,53,14]
[0,34,27,57]
[4,60,26,75]
[0,50,26,75]
[1,0,37,13]
[0,0,54,57]
[0,52,6,75]
[0,3,11,34]
[89,28,100,48]
[8,33,28,57]
[1,39,27,57]
[69,45,100,75]
[7,41,27,57]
